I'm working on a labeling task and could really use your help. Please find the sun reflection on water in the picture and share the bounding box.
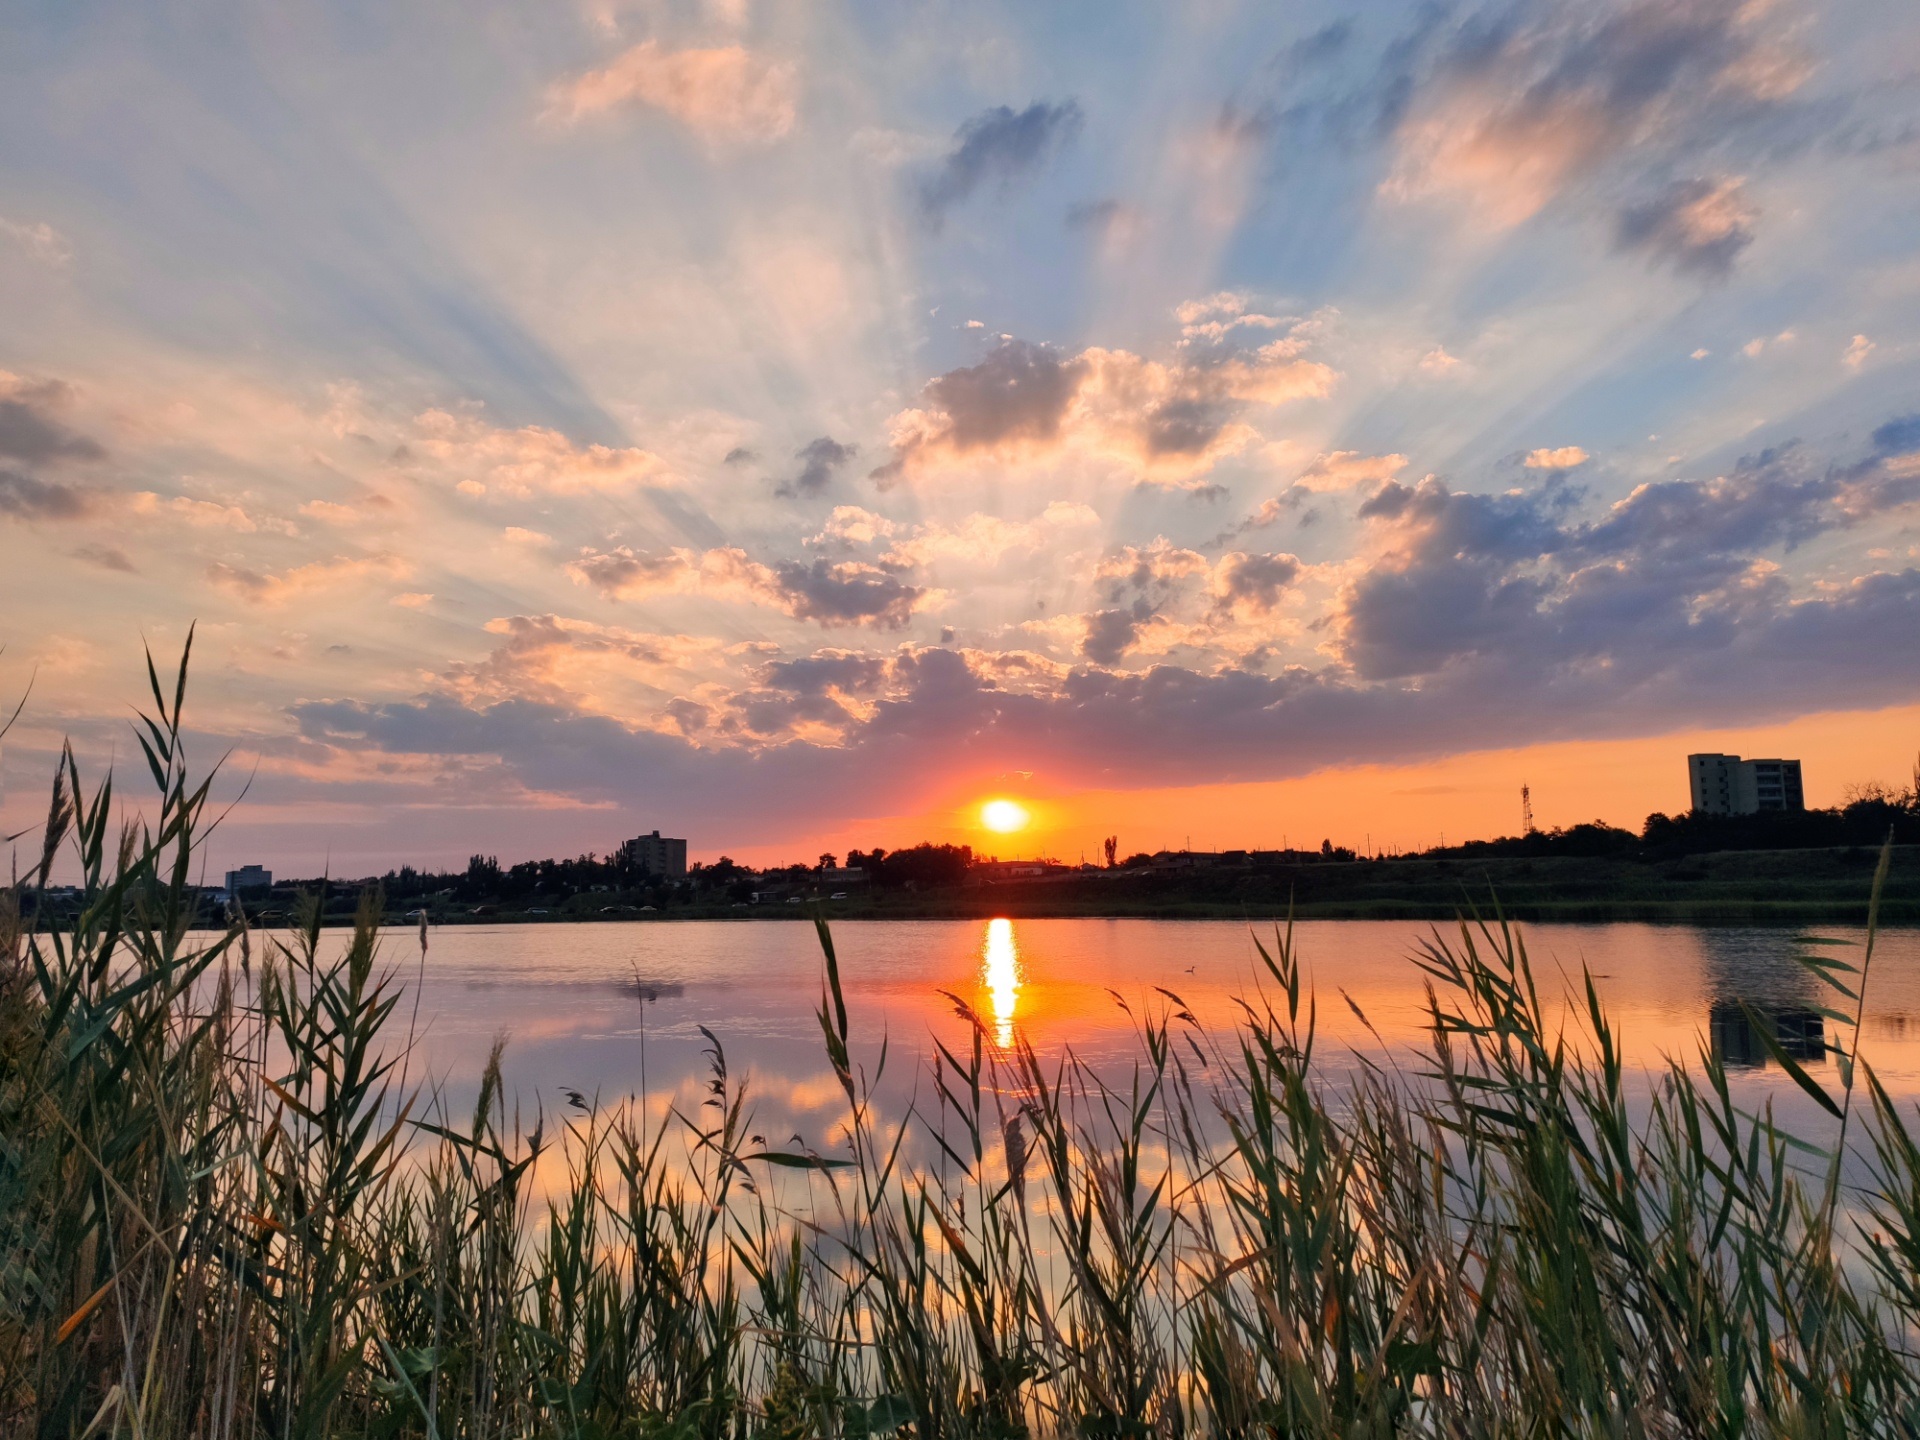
[982,917,1021,1047]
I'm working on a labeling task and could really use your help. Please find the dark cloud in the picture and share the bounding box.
[663,697,709,735]
[723,652,891,737]
[1080,609,1141,665]
[723,446,758,466]
[1872,415,1920,456]
[0,470,92,520]
[870,326,1332,487]
[71,543,136,572]
[1616,177,1755,278]
[1212,551,1301,614]
[778,436,858,498]
[1141,395,1237,458]
[769,559,923,629]
[0,379,104,466]
[1576,447,1835,558]
[568,546,692,599]
[871,340,1085,485]
[760,651,889,697]
[1337,433,1920,680]
[919,101,1084,226]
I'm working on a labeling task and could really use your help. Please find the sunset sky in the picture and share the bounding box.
[3,0,1919,873]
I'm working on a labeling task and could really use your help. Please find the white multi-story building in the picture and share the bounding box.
[1688,754,1805,815]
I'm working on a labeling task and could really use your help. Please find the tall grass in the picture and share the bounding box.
[6,641,1920,1437]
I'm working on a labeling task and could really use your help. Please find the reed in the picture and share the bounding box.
[5,641,1920,1437]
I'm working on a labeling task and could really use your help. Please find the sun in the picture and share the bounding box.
[980,798,1030,833]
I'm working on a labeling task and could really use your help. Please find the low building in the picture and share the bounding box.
[619,830,687,879]
[225,864,272,894]
[1688,753,1806,815]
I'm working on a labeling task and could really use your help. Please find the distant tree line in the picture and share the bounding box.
[1439,787,1920,861]
[229,782,1919,915]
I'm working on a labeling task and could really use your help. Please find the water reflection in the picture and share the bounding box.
[1708,1003,1828,1069]
[1696,931,1831,1071]
[982,918,1021,1047]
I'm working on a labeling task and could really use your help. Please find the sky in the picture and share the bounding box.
[2,0,1919,874]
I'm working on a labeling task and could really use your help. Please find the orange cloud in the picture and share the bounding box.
[205,554,407,604]
[410,409,669,497]
[1524,446,1589,469]
[548,40,796,144]
[1294,450,1408,492]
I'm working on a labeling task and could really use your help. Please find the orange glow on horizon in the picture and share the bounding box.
[721,701,1920,868]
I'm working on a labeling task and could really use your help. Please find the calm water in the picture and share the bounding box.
[345,917,1920,1157]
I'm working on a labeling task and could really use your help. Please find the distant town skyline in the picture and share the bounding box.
[2,1,1919,874]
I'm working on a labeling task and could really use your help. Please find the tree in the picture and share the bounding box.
[1102,835,1117,868]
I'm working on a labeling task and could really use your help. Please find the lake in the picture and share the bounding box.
[351,916,1920,1162]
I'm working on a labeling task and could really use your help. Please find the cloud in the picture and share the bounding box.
[1295,450,1409,492]
[877,501,1099,569]
[1616,176,1756,278]
[261,421,1920,816]
[717,649,895,739]
[301,499,361,524]
[1873,415,1920,457]
[1080,609,1141,665]
[807,506,898,549]
[1095,538,1211,606]
[1335,433,1920,680]
[919,101,1084,225]
[768,558,925,629]
[778,436,858,497]
[872,329,1335,488]
[0,471,92,520]
[1844,334,1876,369]
[0,217,72,266]
[71,543,135,572]
[1524,445,1590,469]
[0,375,104,466]
[1742,328,1796,358]
[569,544,926,628]
[409,408,669,496]
[130,491,286,533]
[548,40,797,144]
[442,614,722,707]
[1175,292,1290,342]
[1419,346,1465,375]
[568,546,703,599]
[1209,551,1302,615]
[1382,0,1808,249]
[723,446,758,465]
[206,555,406,605]
[291,557,1920,825]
